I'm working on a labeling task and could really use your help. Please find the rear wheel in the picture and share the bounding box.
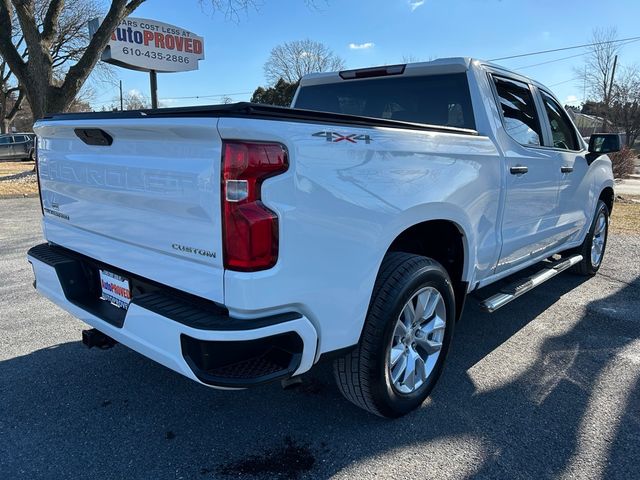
[333,252,455,418]
[571,199,609,276]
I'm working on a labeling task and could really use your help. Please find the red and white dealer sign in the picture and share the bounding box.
[89,17,205,73]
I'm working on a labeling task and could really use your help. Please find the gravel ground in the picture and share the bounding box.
[1,197,639,480]
[0,160,37,198]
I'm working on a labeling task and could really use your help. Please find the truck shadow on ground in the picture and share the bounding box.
[2,273,639,479]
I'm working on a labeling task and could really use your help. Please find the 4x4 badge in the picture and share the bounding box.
[312,131,372,144]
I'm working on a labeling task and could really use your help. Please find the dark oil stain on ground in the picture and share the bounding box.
[212,436,315,479]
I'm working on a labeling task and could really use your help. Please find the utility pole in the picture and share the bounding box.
[582,65,586,105]
[603,54,618,133]
[607,54,618,104]
[119,80,123,111]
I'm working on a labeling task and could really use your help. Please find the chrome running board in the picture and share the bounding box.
[480,255,583,313]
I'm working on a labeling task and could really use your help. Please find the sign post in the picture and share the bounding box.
[149,70,158,108]
[89,17,205,108]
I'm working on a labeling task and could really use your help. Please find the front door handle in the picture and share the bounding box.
[561,166,574,173]
[510,165,529,175]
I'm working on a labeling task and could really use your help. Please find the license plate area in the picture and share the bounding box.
[99,269,131,310]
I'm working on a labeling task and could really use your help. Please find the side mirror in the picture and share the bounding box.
[587,133,621,164]
[588,133,621,155]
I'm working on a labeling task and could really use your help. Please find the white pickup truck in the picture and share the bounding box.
[28,58,619,417]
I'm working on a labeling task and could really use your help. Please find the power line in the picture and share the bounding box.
[515,52,588,70]
[512,38,640,70]
[91,90,253,106]
[548,78,575,87]
[161,91,253,100]
[488,35,640,62]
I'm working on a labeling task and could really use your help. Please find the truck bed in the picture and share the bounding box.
[41,102,478,136]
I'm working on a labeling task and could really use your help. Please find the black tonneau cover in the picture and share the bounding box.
[40,102,478,136]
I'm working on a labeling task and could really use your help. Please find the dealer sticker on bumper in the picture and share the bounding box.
[99,269,131,309]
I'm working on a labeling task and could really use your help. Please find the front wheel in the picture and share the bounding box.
[571,199,609,276]
[333,252,456,418]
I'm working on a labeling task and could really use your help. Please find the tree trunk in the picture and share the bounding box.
[0,0,147,121]
[1,118,8,134]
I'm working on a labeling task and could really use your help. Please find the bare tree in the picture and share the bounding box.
[199,1,321,22]
[0,0,149,121]
[609,65,640,147]
[577,27,620,109]
[402,55,421,64]
[0,7,23,133]
[264,39,345,85]
[199,0,258,21]
[0,63,24,133]
[0,0,106,132]
[122,90,150,110]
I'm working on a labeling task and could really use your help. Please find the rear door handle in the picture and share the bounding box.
[561,166,574,173]
[510,165,528,175]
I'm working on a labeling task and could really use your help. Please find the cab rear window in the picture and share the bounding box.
[295,73,476,130]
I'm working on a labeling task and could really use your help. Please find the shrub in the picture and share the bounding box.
[609,146,636,179]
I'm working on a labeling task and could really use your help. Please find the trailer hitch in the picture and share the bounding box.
[82,328,117,350]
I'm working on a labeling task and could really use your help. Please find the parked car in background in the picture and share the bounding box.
[0,133,35,161]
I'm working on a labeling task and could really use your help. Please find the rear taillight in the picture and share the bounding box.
[34,136,43,215]
[222,141,288,271]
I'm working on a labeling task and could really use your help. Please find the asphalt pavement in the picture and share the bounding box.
[615,176,640,196]
[1,197,639,480]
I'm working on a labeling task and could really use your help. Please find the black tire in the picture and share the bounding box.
[333,252,456,418]
[571,200,609,276]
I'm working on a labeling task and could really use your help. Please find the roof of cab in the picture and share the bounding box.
[299,56,543,90]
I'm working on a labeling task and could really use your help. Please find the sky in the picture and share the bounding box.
[87,0,640,110]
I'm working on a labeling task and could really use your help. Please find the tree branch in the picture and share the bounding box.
[41,0,64,44]
[61,0,145,100]
[6,85,24,121]
[124,0,145,15]
[12,0,41,50]
[0,0,27,81]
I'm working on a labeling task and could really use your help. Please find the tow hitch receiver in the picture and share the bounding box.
[82,328,117,350]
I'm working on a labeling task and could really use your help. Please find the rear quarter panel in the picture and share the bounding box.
[218,117,502,354]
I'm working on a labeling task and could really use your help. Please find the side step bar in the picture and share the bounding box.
[480,254,583,313]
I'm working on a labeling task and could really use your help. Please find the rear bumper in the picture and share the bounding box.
[27,243,318,388]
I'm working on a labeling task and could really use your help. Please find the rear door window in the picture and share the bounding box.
[295,73,476,130]
[492,76,542,146]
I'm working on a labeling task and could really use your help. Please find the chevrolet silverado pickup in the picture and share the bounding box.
[28,58,619,417]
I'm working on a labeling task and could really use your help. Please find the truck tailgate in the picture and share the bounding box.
[34,117,224,303]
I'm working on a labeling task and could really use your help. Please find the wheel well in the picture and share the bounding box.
[599,187,614,215]
[387,220,467,319]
